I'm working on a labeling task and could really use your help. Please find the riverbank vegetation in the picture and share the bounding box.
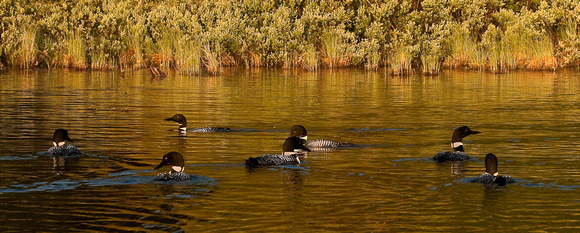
[1,0,579,75]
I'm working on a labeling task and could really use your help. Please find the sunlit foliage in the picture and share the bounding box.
[0,0,578,74]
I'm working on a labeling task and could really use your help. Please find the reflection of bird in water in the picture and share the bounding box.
[52,155,79,175]
[472,153,515,187]
[246,137,310,168]
[164,114,231,136]
[450,161,466,177]
[47,129,82,157]
[289,125,358,148]
[153,152,191,181]
[433,126,481,162]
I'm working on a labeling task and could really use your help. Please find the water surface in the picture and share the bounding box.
[0,68,579,232]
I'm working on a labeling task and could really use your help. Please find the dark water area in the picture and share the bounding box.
[0,68,579,232]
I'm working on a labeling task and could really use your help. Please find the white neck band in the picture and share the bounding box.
[451,142,463,149]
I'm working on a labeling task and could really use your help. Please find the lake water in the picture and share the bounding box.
[0,68,578,232]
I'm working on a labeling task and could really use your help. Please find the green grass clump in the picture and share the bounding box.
[65,31,87,69]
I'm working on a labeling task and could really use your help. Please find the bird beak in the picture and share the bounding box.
[470,130,482,135]
[164,117,174,121]
[154,160,168,170]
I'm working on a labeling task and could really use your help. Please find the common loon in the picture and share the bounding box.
[47,129,81,157]
[153,152,191,181]
[246,136,311,168]
[164,114,231,134]
[433,126,481,162]
[472,153,515,186]
[289,125,357,148]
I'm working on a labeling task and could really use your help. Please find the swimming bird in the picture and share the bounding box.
[433,126,481,162]
[245,136,311,168]
[153,152,191,181]
[472,153,515,186]
[289,125,357,148]
[47,129,81,157]
[164,114,231,134]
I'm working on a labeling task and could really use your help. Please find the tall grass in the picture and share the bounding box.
[445,25,479,69]
[17,28,37,69]
[321,27,352,69]
[203,44,220,75]
[300,45,318,71]
[175,40,202,75]
[389,44,413,75]
[65,31,87,69]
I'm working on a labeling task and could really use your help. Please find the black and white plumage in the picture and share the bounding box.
[47,129,81,157]
[245,153,300,168]
[153,152,191,181]
[48,144,81,157]
[245,137,310,168]
[472,153,515,186]
[289,125,357,148]
[164,114,231,134]
[433,151,470,162]
[190,127,231,133]
[153,172,191,181]
[433,126,481,162]
[305,139,357,148]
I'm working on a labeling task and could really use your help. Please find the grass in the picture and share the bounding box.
[65,31,87,69]
[389,45,412,75]
[175,40,202,75]
[300,45,318,71]
[17,28,37,69]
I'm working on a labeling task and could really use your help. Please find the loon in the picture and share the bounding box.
[289,125,357,148]
[246,137,311,168]
[472,153,515,186]
[164,114,231,134]
[47,129,81,157]
[153,152,191,181]
[432,126,481,162]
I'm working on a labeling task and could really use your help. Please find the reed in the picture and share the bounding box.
[122,24,145,70]
[300,45,318,71]
[321,28,352,68]
[17,28,37,69]
[389,45,412,75]
[89,43,108,70]
[175,40,202,75]
[445,25,479,69]
[157,32,176,70]
[203,44,220,75]
[65,31,87,69]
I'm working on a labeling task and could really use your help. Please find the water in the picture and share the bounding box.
[0,68,579,232]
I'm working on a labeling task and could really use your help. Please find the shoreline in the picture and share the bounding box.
[1,1,579,75]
